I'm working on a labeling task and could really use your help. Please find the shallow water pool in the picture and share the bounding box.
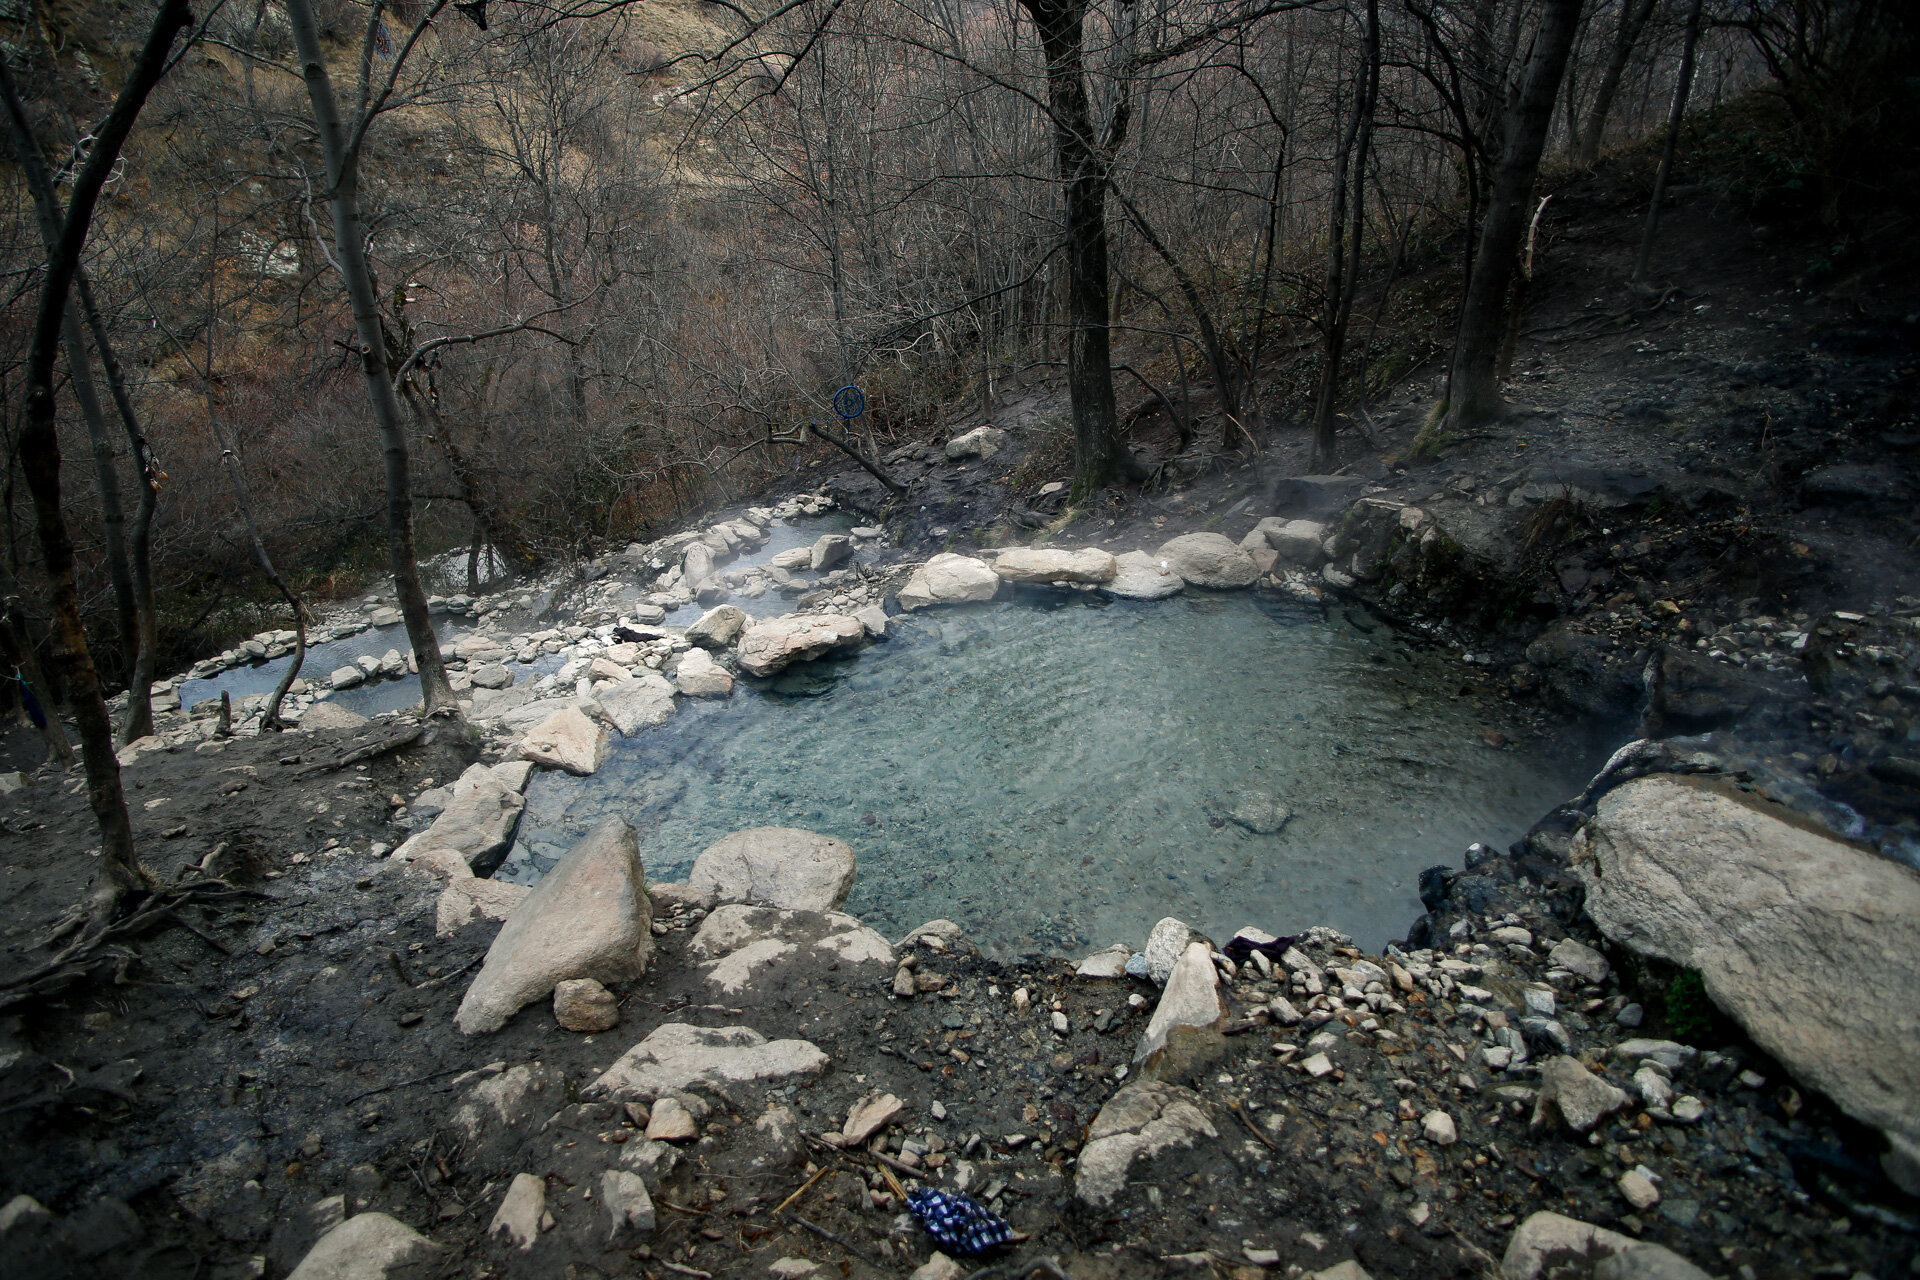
[502,591,1614,956]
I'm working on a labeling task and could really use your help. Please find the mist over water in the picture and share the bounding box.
[503,591,1613,956]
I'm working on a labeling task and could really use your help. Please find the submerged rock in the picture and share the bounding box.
[896,554,1000,610]
[455,817,652,1034]
[688,827,857,912]
[297,701,369,731]
[1573,774,1920,1187]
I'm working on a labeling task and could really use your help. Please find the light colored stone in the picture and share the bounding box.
[896,554,1000,610]
[596,671,678,735]
[490,760,534,792]
[1573,775,1920,1169]
[853,604,889,639]
[329,665,365,690]
[1156,533,1260,588]
[298,701,369,731]
[1593,1246,1716,1280]
[455,817,652,1034]
[395,763,524,872]
[285,1213,438,1280]
[1311,1266,1375,1280]
[0,1194,51,1234]
[435,877,531,937]
[944,425,1005,459]
[488,1173,544,1250]
[1261,518,1330,565]
[1548,937,1609,983]
[517,706,609,776]
[553,978,620,1032]
[1076,944,1131,978]
[1531,1056,1631,1135]
[673,648,733,698]
[469,663,514,690]
[809,534,854,571]
[1618,1167,1660,1210]
[687,605,748,649]
[1142,917,1196,985]
[992,547,1117,584]
[1136,941,1225,1063]
[1075,1079,1218,1206]
[682,543,716,590]
[1301,1052,1334,1078]
[1421,1110,1458,1145]
[911,1254,964,1280]
[600,1170,654,1237]
[646,1096,698,1141]
[842,1092,904,1144]
[689,827,857,912]
[1106,550,1183,599]
[587,1023,828,1102]
[1498,1211,1643,1280]
[769,1259,820,1279]
[736,614,866,675]
[769,547,813,570]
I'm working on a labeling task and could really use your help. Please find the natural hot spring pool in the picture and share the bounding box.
[498,591,1613,956]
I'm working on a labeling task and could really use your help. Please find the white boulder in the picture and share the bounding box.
[689,827,857,912]
[896,554,1000,610]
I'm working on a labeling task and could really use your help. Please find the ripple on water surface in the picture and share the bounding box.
[502,592,1611,956]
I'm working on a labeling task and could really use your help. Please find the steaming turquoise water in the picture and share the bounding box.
[502,591,1611,956]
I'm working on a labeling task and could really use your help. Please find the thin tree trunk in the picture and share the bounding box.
[286,0,457,716]
[74,271,162,745]
[1312,0,1381,469]
[0,78,139,672]
[1113,192,1243,448]
[1436,0,1587,437]
[1632,0,1704,284]
[1021,0,1145,502]
[8,0,190,918]
[1576,0,1661,166]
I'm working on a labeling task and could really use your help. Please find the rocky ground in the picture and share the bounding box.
[3,129,1919,1280]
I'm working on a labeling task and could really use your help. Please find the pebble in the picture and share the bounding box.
[1422,1110,1458,1145]
[646,1097,698,1142]
[1619,1167,1661,1210]
[1301,1052,1334,1078]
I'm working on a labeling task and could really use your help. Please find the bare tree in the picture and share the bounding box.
[11,0,192,921]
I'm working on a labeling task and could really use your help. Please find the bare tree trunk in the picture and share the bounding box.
[75,272,162,745]
[1114,191,1244,449]
[1312,0,1381,469]
[8,0,190,918]
[1435,0,1587,438]
[1576,0,1661,166]
[286,0,457,717]
[0,77,139,672]
[1021,0,1146,502]
[1632,0,1704,284]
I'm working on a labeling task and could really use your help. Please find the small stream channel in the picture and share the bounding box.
[502,590,1615,957]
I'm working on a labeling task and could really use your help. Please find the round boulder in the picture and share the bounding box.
[1155,533,1261,588]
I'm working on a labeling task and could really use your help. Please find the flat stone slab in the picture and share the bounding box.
[992,547,1116,584]
[1075,1079,1217,1206]
[286,1212,439,1280]
[586,1023,828,1102]
[736,614,865,676]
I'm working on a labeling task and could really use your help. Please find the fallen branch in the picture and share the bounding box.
[789,1214,880,1268]
[294,723,426,776]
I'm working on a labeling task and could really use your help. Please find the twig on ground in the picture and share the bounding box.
[772,1164,832,1215]
[789,1215,880,1267]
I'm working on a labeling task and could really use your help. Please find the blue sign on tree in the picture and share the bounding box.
[832,384,866,420]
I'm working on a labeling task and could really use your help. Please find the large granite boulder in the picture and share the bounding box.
[896,554,1000,610]
[455,818,652,1034]
[735,614,866,676]
[686,605,747,649]
[689,827,857,913]
[1572,775,1920,1192]
[992,547,1117,584]
[1106,551,1183,600]
[395,763,524,872]
[518,706,610,775]
[1135,941,1226,1063]
[1155,533,1261,589]
[595,672,677,735]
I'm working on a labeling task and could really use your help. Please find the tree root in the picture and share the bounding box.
[0,876,267,1012]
